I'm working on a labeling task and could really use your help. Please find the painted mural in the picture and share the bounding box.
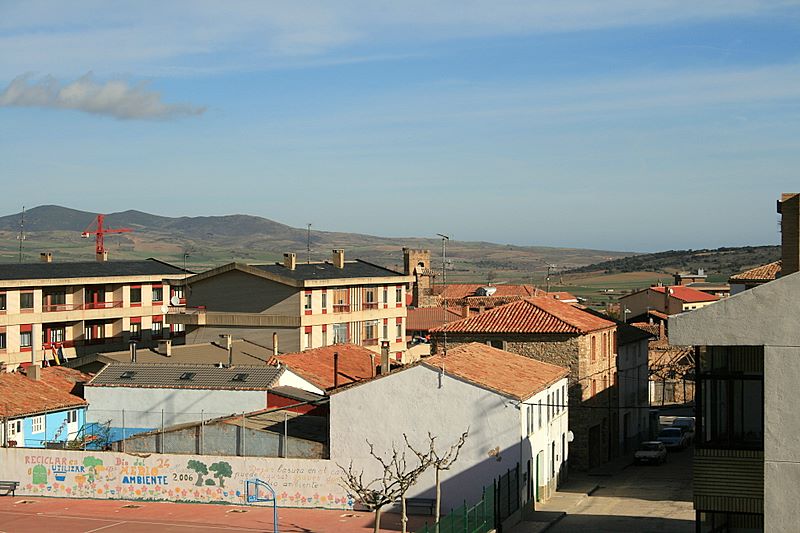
[2,448,353,509]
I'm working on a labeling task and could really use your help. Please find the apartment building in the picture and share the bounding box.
[430,297,619,470]
[0,256,188,371]
[168,250,412,361]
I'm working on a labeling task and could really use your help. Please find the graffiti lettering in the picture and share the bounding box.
[121,475,169,485]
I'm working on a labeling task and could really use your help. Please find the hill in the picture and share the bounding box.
[566,246,781,279]
[0,206,630,282]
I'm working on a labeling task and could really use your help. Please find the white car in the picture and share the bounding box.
[671,417,696,445]
[634,441,667,464]
[657,427,689,450]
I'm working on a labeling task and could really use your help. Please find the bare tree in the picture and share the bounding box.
[406,429,469,526]
[339,439,432,533]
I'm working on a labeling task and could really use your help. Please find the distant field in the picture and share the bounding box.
[549,271,669,309]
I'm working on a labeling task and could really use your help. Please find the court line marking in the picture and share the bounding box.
[0,510,268,531]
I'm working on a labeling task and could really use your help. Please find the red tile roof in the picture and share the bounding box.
[548,291,578,303]
[436,284,538,300]
[275,344,377,391]
[431,297,615,335]
[0,367,90,417]
[407,307,463,332]
[729,261,781,283]
[424,343,568,400]
[651,285,719,303]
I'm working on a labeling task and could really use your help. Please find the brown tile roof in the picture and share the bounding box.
[407,307,463,332]
[729,261,781,283]
[548,291,578,303]
[0,367,90,417]
[430,297,615,335]
[424,343,568,400]
[274,344,377,391]
[651,285,719,304]
[436,284,538,300]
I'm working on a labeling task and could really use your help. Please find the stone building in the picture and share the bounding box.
[430,297,618,470]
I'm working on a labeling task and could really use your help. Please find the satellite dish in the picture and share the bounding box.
[170,296,181,306]
[160,305,169,314]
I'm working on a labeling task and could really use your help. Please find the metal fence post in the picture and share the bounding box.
[121,409,126,453]
[200,410,204,455]
[463,500,468,533]
[242,412,246,457]
[160,409,164,453]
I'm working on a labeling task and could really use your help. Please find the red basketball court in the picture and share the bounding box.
[0,496,431,532]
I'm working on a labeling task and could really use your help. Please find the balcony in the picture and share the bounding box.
[42,303,84,312]
[362,338,379,346]
[333,304,351,313]
[84,301,124,310]
[362,302,379,310]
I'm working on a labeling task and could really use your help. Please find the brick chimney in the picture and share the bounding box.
[283,253,296,271]
[779,193,800,276]
[461,304,470,319]
[40,252,53,263]
[332,249,345,269]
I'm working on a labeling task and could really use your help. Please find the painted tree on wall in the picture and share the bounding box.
[187,460,208,486]
[209,461,232,488]
[83,456,103,483]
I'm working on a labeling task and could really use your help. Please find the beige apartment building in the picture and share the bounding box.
[167,250,413,361]
[0,256,189,371]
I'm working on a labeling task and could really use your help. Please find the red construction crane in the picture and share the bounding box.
[81,214,133,261]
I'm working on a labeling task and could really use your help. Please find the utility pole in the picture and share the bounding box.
[437,234,449,356]
[17,206,25,263]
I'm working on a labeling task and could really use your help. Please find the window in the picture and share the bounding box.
[383,287,388,304]
[68,410,78,423]
[20,292,34,310]
[179,372,196,381]
[304,331,312,349]
[562,385,567,410]
[304,293,312,310]
[152,286,163,302]
[527,406,534,435]
[396,287,402,304]
[538,400,543,428]
[321,329,328,346]
[152,321,163,337]
[130,287,142,305]
[383,323,388,340]
[120,371,137,379]
[46,327,65,344]
[591,336,596,362]
[0,333,5,349]
[555,389,560,414]
[396,322,403,339]
[333,323,348,343]
[699,346,764,449]
[547,393,551,422]
[333,289,349,312]
[20,330,32,348]
[31,416,44,434]
[363,288,377,309]
[8,420,20,436]
[171,323,185,335]
[602,333,607,358]
[171,286,185,302]
[591,380,597,397]
[130,322,141,339]
[321,292,327,310]
[490,339,504,349]
[363,320,378,344]
[0,293,5,311]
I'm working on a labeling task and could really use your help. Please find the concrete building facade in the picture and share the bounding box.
[168,250,412,361]
[0,258,188,371]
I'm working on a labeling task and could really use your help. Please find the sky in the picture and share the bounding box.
[2,1,799,252]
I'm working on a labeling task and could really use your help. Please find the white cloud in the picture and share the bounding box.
[0,73,205,119]
[0,1,795,77]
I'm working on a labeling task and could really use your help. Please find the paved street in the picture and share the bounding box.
[545,447,694,532]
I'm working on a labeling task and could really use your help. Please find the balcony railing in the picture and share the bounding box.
[362,302,379,310]
[84,301,124,310]
[362,338,379,346]
[42,303,83,312]
[333,304,351,313]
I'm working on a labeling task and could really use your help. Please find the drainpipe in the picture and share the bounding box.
[333,352,339,389]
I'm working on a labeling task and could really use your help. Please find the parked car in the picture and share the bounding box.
[634,441,667,465]
[671,417,696,445]
[657,427,689,450]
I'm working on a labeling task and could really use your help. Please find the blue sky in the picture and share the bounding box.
[2,2,799,252]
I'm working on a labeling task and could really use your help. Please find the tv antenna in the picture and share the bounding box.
[17,206,26,263]
[437,233,450,358]
[306,223,312,263]
[544,262,558,293]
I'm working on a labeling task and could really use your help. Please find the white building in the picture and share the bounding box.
[328,342,569,511]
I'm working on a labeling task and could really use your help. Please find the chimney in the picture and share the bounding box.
[333,351,339,389]
[129,340,137,363]
[461,304,470,319]
[370,353,376,378]
[332,249,345,269]
[27,364,42,381]
[779,193,800,276]
[219,334,233,366]
[272,332,279,356]
[380,341,390,375]
[283,253,297,271]
[659,320,666,340]
[157,339,172,357]
[40,252,53,263]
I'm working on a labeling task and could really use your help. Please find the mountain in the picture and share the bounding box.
[0,205,632,282]
[566,246,781,279]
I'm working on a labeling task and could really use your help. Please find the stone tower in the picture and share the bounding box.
[403,248,434,307]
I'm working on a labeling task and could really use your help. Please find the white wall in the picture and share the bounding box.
[330,365,523,511]
[84,386,268,428]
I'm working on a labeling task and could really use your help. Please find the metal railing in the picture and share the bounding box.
[416,486,495,533]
